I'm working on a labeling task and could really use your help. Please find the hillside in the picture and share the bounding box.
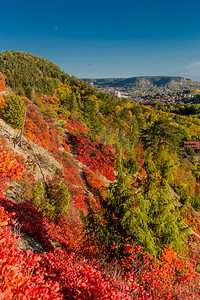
[84,76,200,93]
[0,51,94,98]
[0,51,200,299]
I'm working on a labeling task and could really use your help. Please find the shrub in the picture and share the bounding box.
[70,134,116,181]
[33,175,70,222]
[0,72,6,91]
[3,94,25,128]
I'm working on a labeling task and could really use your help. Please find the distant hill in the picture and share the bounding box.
[0,51,69,95]
[83,76,200,93]
[0,51,93,97]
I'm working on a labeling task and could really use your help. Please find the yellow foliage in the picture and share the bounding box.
[87,95,99,102]
[124,102,133,109]
[173,159,196,196]
[115,105,123,116]
[97,112,105,123]
[56,83,72,97]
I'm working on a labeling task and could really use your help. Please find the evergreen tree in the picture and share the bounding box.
[70,94,78,111]
[136,155,187,255]
[141,119,185,153]
[84,150,187,259]
[83,147,156,258]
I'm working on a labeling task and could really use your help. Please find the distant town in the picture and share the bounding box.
[93,84,196,104]
[86,76,200,105]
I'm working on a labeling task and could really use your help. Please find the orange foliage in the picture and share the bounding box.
[84,167,106,190]
[40,94,59,105]
[84,167,106,202]
[22,97,62,153]
[0,138,24,183]
[62,137,70,152]
[134,141,144,157]
[0,73,6,91]
[185,213,200,236]
[0,95,5,110]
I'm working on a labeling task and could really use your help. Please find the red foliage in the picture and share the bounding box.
[68,184,87,212]
[121,244,200,299]
[22,98,62,153]
[70,135,116,181]
[39,248,130,300]
[0,192,199,299]
[0,195,84,253]
[0,202,63,299]
[66,117,89,134]
[0,138,25,194]
[136,157,144,169]
[0,198,53,251]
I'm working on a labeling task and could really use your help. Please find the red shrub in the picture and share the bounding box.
[0,201,63,299]
[66,117,89,134]
[22,98,62,153]
[0,139,24,182]
[70,135,116,181]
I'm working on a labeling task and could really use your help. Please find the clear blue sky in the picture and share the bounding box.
[1,0,200,81]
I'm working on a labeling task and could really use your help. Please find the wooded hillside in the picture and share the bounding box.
[0,51,199,299]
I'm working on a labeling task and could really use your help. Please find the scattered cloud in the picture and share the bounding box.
[178,61,200,80]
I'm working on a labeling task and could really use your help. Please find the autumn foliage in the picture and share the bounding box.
[0,72,6,91]
[0,138,24,194]
[70,134,116,181]
[84,167,106,202]
[0,201,199,300]
[66,117,89,134]
[23,97,62,153]
[1,52,200,299]
[0,203,63,299]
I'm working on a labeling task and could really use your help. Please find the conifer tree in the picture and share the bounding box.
[136,155,187,255]
[83,146,156,258]
[84,149,187,259]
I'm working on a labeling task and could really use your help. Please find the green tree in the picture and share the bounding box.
[3,94,25,128]
[137,156,187,254]
[33,176,70,222]
[122,148,138,175]
[83,147,156,258]
[141,119,185,152]
[84,150,187,259]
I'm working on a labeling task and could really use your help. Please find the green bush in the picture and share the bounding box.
[3,94,25,128]
[32,176,70,222]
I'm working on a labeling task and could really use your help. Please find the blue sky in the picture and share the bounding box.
[1,0,200,81]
